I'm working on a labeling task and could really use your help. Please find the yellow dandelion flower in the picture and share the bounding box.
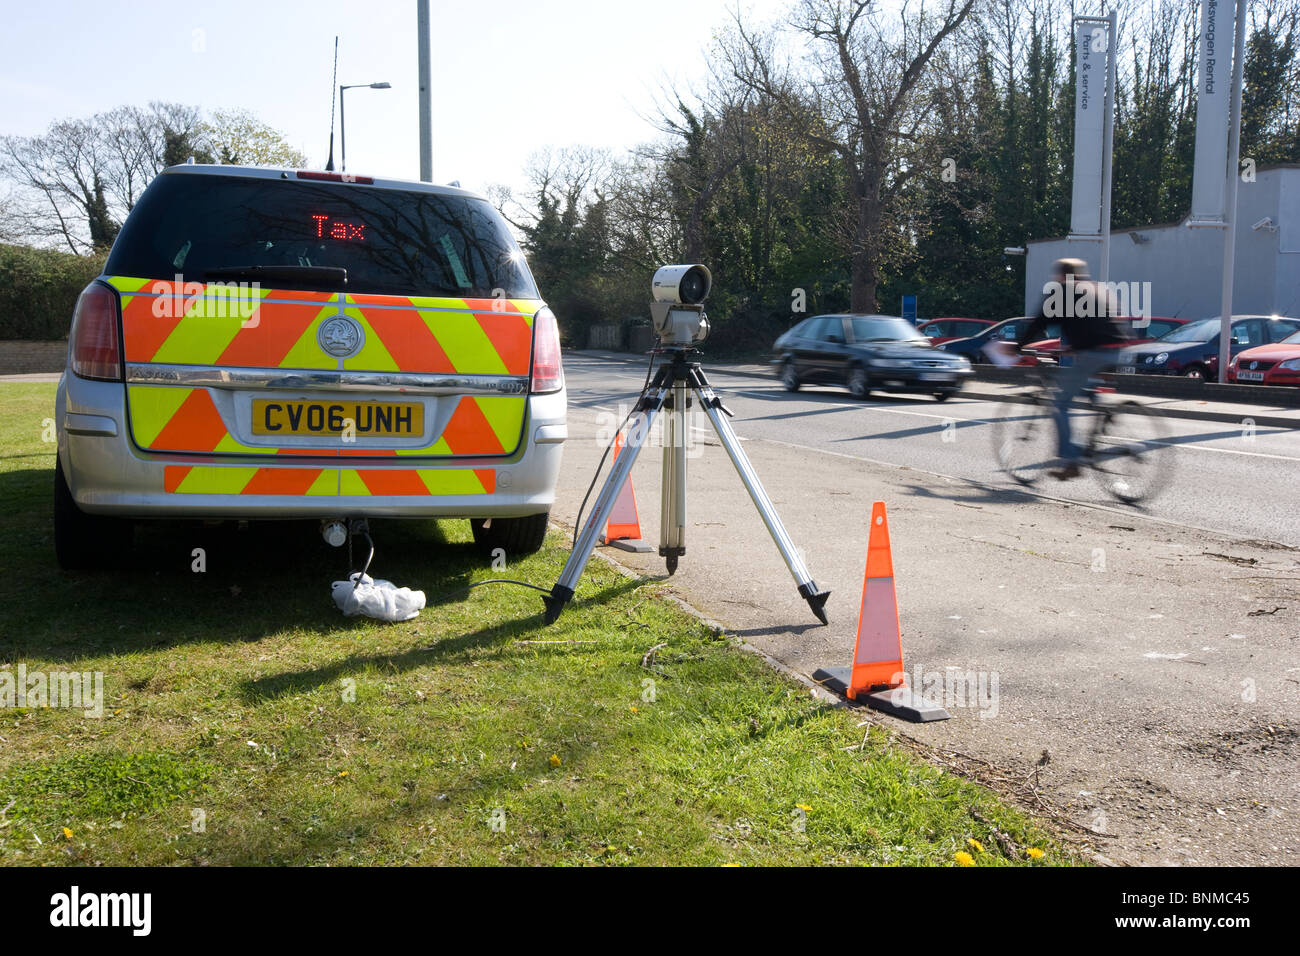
[62,827,74,840]
[548,754,561,767]
[630,706,639,713]
[338,770,349,778]
[796,803,813,812]
[1027,847,1045,859]
[967,838,985,854]
[954,851,975,867]
[721,862,742,867]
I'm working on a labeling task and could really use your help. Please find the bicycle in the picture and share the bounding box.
[991,356,1173,504]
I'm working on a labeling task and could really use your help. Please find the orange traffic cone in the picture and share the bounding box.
[602,432,652,552]
[848,501,905,697]
[812,501,949,722]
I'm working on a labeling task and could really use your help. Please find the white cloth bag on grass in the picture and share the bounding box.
[331,573,426,622]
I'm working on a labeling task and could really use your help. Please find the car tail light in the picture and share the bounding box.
[69,282,122,381]
[530,308,564,394]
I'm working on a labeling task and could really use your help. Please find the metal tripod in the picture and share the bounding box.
[542,347,830,626]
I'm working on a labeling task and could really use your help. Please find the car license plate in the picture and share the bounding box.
[918,372,954,382]
[1117,365,1136,375]
[1237,371,1265,382]
[252,400,423,437]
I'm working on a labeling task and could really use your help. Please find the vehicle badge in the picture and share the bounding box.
[318,316,364,358]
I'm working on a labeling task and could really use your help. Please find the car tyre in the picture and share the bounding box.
[1183,364,1207,381]
[933,391,952,402]
[470,512,550,557]
[54,453,132,570]
[846,365,871,399]
[781,359,800,392]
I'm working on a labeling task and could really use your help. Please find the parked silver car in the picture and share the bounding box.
[56,164,566,568]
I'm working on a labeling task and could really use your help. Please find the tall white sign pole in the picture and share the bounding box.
[1218,0,1247,382]
[417,0,433,183]
[1190,0,1233,226]
[1099,11,1117,283]
[1069,14,1115,279]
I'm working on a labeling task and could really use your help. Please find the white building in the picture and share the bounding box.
[1026,164,1300,319]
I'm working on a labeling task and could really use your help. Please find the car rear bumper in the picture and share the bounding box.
[1116,361,1190,376]
[57,374,566,519]
[871,368,973,391]
[1229,370,1300,386]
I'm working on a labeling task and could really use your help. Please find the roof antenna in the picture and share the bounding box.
[325,36,339,171]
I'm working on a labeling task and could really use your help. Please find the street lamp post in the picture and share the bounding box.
[339,81,391,173]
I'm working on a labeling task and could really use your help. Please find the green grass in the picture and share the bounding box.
[0,381,1076,865]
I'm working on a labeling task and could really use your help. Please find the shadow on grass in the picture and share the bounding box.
[237,573,644,703]
[0,465,486,662]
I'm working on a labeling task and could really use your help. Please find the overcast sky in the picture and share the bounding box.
[2,0,793,196]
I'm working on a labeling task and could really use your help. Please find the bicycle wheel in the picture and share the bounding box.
[1089,400,1171,504]
[992,396,1056,486]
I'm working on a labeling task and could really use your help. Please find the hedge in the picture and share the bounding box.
[0,244,108,340]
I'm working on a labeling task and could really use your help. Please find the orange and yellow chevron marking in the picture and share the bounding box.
[339,468,496,496]
[109,276,542,377]
[114,275,537,461]
[128,386,279,456]
[163,465,494,496]
[128,385,525,459]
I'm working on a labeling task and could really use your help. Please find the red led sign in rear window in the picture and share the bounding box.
[311,214,366,241]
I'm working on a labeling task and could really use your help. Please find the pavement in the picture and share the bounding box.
[552,350,1300,866]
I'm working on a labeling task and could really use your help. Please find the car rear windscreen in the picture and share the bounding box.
[105,173,539,298]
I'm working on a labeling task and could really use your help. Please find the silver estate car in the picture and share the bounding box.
[55,165,566,568]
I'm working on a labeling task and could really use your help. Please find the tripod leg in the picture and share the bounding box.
[659,381,688,574]
[692,383,830,625]
[543,391,667,624]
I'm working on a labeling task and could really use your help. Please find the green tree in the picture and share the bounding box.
[201,109,308,168]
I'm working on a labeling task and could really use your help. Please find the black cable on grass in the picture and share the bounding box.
[430,578,555,604]
[571,350,657,554]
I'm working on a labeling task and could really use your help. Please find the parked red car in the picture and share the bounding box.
[917,317,996,345]
[1024,317,1189,361]
[1228,328,1300,386]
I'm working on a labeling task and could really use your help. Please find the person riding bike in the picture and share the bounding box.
[1016,258,1131,481]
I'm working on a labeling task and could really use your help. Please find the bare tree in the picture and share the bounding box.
[0,117,119,252]
[723,0,978,311]
[0,101,302,252]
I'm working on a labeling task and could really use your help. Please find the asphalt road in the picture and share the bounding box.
[550,350,1300,866]
[569,352,1300,548]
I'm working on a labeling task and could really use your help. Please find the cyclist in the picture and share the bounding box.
[1016,258,1130,480]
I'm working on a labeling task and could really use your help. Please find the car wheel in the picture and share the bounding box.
[54,453,132,570]
[846,366,871,399]
[470,512,550,557]
[933,391,951,402]
[781,359,800,392]
[1183,365,1206,380]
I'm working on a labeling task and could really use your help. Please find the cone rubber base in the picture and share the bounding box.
[812,666,951,722]
[604,537,653,553]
